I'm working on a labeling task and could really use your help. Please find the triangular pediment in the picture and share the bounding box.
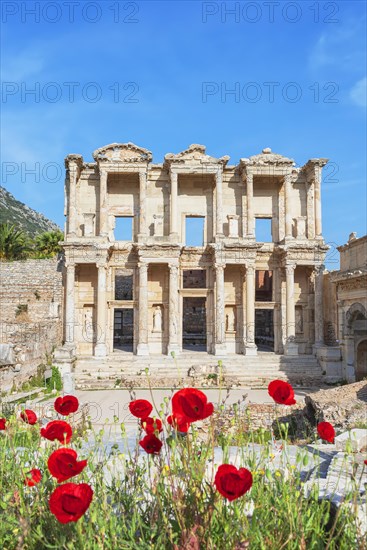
[92,142,152,163]
[164,144,229,167]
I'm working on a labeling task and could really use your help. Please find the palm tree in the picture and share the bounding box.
[34,229,64,257]
[0,222,29,260]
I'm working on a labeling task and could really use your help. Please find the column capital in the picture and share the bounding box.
[314,263,325,275]
[285,262,296,274]
[214,262,225,271]
[245,261,255,273]
[168,262,179,273]
[96,262,107,270]
[138,261,148,271]
[65,261,76,270]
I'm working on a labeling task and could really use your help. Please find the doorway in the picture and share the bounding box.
[182,297,206,351]
[255,309,274,351]
[113,308,133,351]
[356,339,367,381]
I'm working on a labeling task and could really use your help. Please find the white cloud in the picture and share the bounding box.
[309,18,366,72]
[350,77,367,108]
[1,50,45,82]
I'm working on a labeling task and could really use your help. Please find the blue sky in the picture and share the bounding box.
[1,0,366,269]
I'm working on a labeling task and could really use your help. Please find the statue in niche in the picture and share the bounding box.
[226,308,235,332]
[84,308,94,342]
[152,305,162,332]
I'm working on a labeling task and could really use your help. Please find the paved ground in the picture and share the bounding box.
[67,387,314,426]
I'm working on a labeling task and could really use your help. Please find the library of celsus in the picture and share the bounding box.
[57,142,331,375]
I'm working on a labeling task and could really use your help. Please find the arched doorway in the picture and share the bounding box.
[356,339,367,381]
[345,303,367,381]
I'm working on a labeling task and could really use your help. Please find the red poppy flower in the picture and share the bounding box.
[172,388,214,423]
[317,421,335,443]
[24,468,42,487]
[364,459,367,466]
[139,433,163,454]
[49,483,93,524]
[129,399,153,419]
[20,409,38,425]
[214,464,253,501]
[0,418,6,430]
[54,395,79,416]
[167,414,191,433]
[48,448,87,483]
[268,380,296,406]
[141,417,163,435]
[40,420,72,444]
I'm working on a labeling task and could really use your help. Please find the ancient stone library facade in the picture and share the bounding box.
[56,142,332,369]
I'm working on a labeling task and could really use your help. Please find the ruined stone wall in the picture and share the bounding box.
[0,258,63,390]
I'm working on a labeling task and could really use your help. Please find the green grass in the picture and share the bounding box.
[0,393,365,549]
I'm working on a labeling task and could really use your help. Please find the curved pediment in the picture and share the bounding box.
[241,148,295,167]
[92,142,152,163]
[164,144,229,167]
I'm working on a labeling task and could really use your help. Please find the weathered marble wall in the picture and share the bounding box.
[0,258,63,390]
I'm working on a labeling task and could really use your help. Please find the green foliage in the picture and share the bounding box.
[0,222,30,260]
[34,229,64,257]
[20,364,47,392]
[0,222,63,261]
[0,410,362,550]
[46,365,62,392]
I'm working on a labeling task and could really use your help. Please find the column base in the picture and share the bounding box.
[136,343,150,356]
[52,345,76,393]
[312,342,323,352]
[285,342,298,356]
[245,344,258,356]
[214,343,227,356]
[94,343,107,357]
[167,344,180,357]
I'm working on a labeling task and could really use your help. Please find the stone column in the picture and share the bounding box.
[241,266,247,353]
[285,263,298,355]
[68,166,78,236]
[138,170,147,239]
[215,170,224,237]
[170,170,178,239]
[65,263,76,345]
[314,167,322,239]
[246,171,254,238]
[137,262,149,356]
[245,263,257,355]
[214,263,226,355]
[99,169,108,237]
[314,265,324,349]
[284,173,293,240]
[94,264,107,357]
[306,180,315,239]
[167,264,180,356]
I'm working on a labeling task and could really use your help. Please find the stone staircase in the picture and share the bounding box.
[74,351,325,389]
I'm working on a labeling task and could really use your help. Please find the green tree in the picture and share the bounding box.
[34,229,64,257]
[0,222,29,260]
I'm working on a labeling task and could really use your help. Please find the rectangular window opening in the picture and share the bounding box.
[115,217,133,241]
[185,216,204,247]
[255,218,272,243]
[255,270,273,301]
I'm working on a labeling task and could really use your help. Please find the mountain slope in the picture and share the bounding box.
[0,186,61,237]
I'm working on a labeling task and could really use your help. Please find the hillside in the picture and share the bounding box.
[0,186,61,237]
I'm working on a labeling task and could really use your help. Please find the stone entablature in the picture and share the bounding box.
[57,143,330,367]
